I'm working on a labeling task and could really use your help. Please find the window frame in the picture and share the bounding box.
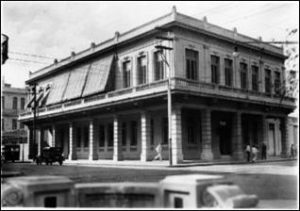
[123,60,131,88]
[137,55,147,85]
[224,58,233,87]
[185,49,199,81]
[211,55,220,84]
[240,62,248,90]
[13,97,18,110]
[251,65,259,92]
[154,51,165,81]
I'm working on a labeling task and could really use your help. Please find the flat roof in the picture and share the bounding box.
[27,7,285,84]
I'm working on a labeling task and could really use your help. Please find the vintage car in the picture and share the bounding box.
[2,145,20,163]
[36,147,65,165]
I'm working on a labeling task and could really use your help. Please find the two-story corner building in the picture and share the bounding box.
[19,7,296,164]
[2,82,29,161]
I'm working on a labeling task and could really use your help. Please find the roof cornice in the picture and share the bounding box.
[27,8,285,84]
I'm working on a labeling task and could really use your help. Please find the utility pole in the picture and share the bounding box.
[155,27,174,166]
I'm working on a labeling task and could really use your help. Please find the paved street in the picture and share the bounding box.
[2,160,298,208]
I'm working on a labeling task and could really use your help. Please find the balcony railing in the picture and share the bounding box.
[19,77,296,119]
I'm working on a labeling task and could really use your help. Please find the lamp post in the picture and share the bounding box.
[155,27,174,166]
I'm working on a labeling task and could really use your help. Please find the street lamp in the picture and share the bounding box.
[155,27,174,166]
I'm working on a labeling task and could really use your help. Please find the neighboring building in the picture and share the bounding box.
[19,7,297,163]
[2,83,29,161]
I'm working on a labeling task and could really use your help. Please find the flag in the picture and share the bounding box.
[1,34,9,65]
[288,29,298,36]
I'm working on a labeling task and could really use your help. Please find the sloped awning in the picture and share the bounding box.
[43,55,113,106]
[38,86,51,107]
[63,63,90,101]
[25,89,44,109]
[82,55,113,97]
[46,71,71,105]
[2,129,27,145]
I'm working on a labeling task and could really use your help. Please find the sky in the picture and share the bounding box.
[1,1,299,89]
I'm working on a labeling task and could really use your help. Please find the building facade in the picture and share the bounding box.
[2,83,29,161]
[19,7,296,164]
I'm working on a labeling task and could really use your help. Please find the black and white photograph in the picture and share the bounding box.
[1,1,299,209]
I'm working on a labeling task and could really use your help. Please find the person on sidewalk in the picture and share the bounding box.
[290,144,296,158]
[251,145,258,163]
[245,144,251,162]
[153,143,162,161]
[261,142,267,160]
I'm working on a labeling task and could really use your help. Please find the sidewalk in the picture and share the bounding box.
[63,157,297,169]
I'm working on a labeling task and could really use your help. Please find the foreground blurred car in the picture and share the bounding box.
[36,147,65,165]
[1,174,259,208]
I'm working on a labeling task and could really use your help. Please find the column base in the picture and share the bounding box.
[89,155,98,161]
[113,155,123,162]
[232,151,244,160]
[68,154,77,161]
[140,153,151,162]
[201,150,214,161]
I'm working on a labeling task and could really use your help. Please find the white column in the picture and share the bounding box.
[68,122,76,160]
[89,119,98,160]
[232,112,243,160]
[113,115,123,161]
[201,109,213,160]
[171,106,183,164]
[36,128,41,156]
[140,111,151,161]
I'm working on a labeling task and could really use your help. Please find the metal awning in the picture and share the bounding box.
[82,55,113,97]
[63,63,90,101]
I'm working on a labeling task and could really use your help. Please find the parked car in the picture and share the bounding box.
[2,145,20,163]
[36,147,65,165]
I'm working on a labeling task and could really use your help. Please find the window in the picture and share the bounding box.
[122,122,127,146]
[265,69,271,94]
[83,126,89,148]
[186,49,198,80]
[2,96,4,109]
[13,97,18,110]
[130,121,138,146]
[224,58,233,86]
[99,125,105,147]
[154,51,165,81]
[20,123,24,129]
[21,98,25,110]
[12,119,17,130]
[150,119,154,146]
[251,65,259,91]
[76,127,81,147]
[240,62,248,89]
[108,123,114,147]
[162,118,168,145]
[274,72,281,95]
[137,56,147,85]
[123,61,131,88]
[211,55,220,84]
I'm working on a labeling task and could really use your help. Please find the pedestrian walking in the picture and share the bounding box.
[261,142,267,160]
[153,143,162,161]
[252,145,258,163]
[245,144,251,162]
[290,144,296,158]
